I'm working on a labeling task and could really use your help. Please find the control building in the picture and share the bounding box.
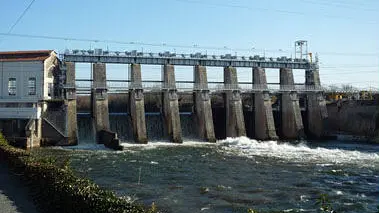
[0,50,60,148]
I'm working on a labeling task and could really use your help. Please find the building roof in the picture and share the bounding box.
[0,50,55,62]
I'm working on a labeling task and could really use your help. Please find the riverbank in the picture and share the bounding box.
[0,133,156,213]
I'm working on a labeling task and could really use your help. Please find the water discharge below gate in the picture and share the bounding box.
[45,117,379,213]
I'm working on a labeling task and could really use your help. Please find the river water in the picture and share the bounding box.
[48,116,379,212]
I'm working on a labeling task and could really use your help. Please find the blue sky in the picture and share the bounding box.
[0,0,378,88]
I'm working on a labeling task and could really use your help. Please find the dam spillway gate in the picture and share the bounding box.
[59,49,328,146]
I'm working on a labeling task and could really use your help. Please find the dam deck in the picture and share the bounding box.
[62,49,314,69]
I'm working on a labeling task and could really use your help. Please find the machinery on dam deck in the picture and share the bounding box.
[62,49,313,69]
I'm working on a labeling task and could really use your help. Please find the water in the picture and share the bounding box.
[42,139,378,213]
[77,115,95,143]
[66,116,379,212]
[79,113,197,142]
[109,114,134,141]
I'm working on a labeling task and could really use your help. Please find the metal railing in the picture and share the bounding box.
[63,49,309,63]
[63,81,325,93]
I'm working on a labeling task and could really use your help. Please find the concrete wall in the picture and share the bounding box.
[99,130,122,150]
[280,68,304,139]
[224,66,246,137]
[327,100,378,137]
[306,69,328,138]
[194,65,216,142]
[253,67,277,140]
[25,118,41,148]
[91,63,110,143]
[0,52,59,145]
[129,64,147,143]
[65,62,78,145]
[43,52,59,99]
[0,53,58,101]
[162,64,182,143]
[0,61,43,99]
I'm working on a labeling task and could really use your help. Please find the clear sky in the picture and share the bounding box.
[0,0,378,88]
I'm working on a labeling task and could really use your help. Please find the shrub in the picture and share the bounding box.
[0,133,156,213]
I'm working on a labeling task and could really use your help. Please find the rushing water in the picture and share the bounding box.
[52,116,379,212]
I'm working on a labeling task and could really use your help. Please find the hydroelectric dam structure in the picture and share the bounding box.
[60,49,328,148]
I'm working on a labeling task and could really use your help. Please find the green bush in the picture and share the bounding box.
[0,133,156,213]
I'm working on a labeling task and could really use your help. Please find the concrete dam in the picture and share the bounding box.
[48,49,328,148]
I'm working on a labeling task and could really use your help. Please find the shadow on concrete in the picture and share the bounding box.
[0,162,38,213]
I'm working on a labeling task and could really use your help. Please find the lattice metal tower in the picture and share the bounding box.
[294,40,308,59]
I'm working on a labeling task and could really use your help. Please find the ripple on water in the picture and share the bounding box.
[54,137,379,213]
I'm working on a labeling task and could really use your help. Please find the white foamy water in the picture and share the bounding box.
[70,137,379,168]
[218,137,379,167]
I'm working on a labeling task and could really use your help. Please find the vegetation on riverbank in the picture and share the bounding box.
[0,133,157,213]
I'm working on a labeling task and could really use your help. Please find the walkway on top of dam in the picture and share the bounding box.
[62,49,315,69]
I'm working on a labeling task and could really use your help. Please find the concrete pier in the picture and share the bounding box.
[91,63,110,143]
[129,64,148,143]
[306,69,328,138]
[25,118,42,148]
[194,65,216,142]
[253,67,278,140]
[280,68,304,139]
[162,64,182,143]
[65,62,78,145]
[224,66,246,137]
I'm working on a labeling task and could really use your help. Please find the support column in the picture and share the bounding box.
[162,64,182,143]
[253,67,278,140]
[224,66,246,137]
[129,64,147,143]
[91,63,110,143]
[65,62,78,145]
[280,68,304,139]
[306,68,328,138]
[25,119,42,148]
[194,65,216,142]
[35,118,42,147]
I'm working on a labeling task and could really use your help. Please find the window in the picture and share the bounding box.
[8,78,16,96]
[48,83,53,97]
[28,77,36,95]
